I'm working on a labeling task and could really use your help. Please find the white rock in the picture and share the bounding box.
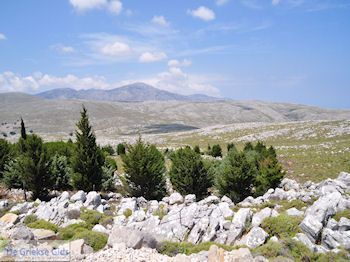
[169,192,184,205]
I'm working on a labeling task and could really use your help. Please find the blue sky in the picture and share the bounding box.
[0,0,349,108]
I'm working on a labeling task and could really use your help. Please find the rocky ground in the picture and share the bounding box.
[0,172,350,261]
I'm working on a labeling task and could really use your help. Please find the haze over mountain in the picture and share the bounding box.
[36,83,220,102]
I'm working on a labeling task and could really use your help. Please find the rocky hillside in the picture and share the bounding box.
[0,172,349,261]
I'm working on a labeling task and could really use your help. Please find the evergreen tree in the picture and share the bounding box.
[193,145,201,154]
[210,144,222,158]
[0,139,11,179]
[2,158,23,189]
[20,118,27,140]
[215,150,258,202]
[227,143,237,153]
[72,106,104,191]
[169,147,211,199]
[50,154,72,191]
[101,158,117,192]
[117,143,126,155]
[122,138,166,200]
[10,134,52,200]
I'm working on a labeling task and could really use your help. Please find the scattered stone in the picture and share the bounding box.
[11,226,34,240]
[252,207,272,227]
[71,191,87,202]
[31,229,56,240]
[169,193,184,205]
[338,217,350,231]
[286,208,304,217]
[0,213,19,224]
[236,227,268,248]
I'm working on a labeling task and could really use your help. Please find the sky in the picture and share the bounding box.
[0,0,349,108]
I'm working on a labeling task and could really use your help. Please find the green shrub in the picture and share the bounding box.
[159,241,237,257]
[210,144,222,158]
[169,147,212,200]
[80,209,105,227]
[261,215,301,239]
[278,199,307,213]
[72,230,108,251]
[99,215,113,227]
[123,208,132,218]
[58,223,89,240]
[153,206,167,220]
[252,240,285,258]
[23,214,38,225]
[333,209,350,222]
[27,219,59,233]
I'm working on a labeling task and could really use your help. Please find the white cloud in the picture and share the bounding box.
[216,0,229,6]
[151,15,169,27]
[272,0,281,5]
[0,71,111,93]
[69,0,122,14]
[188,6,215,21]
[139,52,167,63]
[51,44,75,54]
[100,41,131,56]
[167,59,192,67]
[0,33,6,40]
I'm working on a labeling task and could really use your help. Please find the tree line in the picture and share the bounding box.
[0,106,284,202]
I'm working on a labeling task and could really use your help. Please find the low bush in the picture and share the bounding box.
[333,209,350,222]
[23,214,38,225]
[66,209,81,220]
[27,219,59,233]
[123,208,132,219]
[72,230,108,251]
[261,215,301,239]
[58,223,89,240]
[80,209,105,227]
[99,215,113,227]
[153,206,167,220]
[159,241,238,257]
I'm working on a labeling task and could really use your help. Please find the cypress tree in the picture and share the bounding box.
[169,147,211,199]
[20,118,27,140]
[210,144,222,158]
[122,138,166,200]
[72,106,104,191]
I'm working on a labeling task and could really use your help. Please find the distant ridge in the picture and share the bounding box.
[36,82,221,102]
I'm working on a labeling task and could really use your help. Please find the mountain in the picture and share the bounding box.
[1,92,350,143]
[36,83,221,102]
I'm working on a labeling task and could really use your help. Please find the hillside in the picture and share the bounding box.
[1,92,350,143]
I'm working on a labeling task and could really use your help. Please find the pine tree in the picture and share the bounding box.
[20,118,27,140]
[169,147,211,199]
[117,143,126,155]
[227,143,237,153]
[210,144,222,158]
[193,145,201,154]
[122,138,166,200]
[50,154,72,191]
[72,106,104,191]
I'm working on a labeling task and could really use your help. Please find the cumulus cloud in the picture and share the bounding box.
[167,59,192,67]
[188,6,215,21]
[51,44,75,54]
[100,41,131,56]
[69,0,122,14]
[139,52,167,63]
[216,0,229,6]
[151,15,169,27]
[0,71,111,93]
[0,33,7,40]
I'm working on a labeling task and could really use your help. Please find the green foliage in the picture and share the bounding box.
[101,158,116,192]
[333,209,350,221]
[27,219,59,233]
[210,144,222,158]
[169,147,212,199]
[99,216,113,227]
[23,214,38,225]
[101,145,115,156]
[50,154,72,191]
[58,223,89,240]
[72,106,104,191]
[227,143,237,153]
[44,141,75,161]
[0,139,11,180]
[123,208,132,218]
[117,143,126,155]
[153,205,167,220]
[72,230,108,251]
[252,240,284,258]
[2,159,23,189]
[122,138,166,200]
[159,241,237,257]
[20,118,26,140]
[277,199,307,213]
[80,209,105,227]
[215,141,284,202]
[261,214,302,239]
[193,145,201,154]
[215,150,257,202]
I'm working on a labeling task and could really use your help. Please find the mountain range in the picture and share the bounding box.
[36,83,220,102]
